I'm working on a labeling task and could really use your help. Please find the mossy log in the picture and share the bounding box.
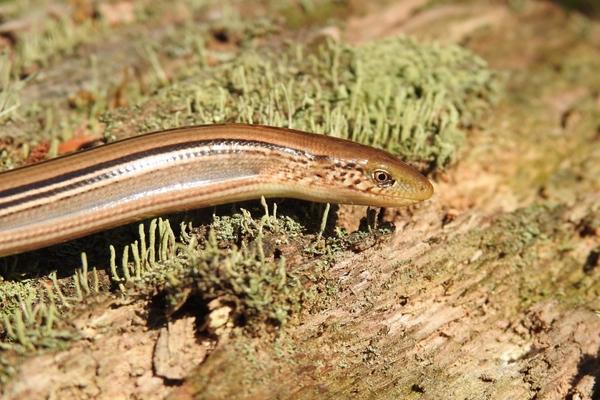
[1,1,599,399]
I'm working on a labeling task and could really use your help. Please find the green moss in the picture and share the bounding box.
[13,17,103,74]
[4,2,498,171]
[105,36,498,169]
[425,203,599,311]
[0,294,71,352]
[102,199,385,331]
[107,210,307,328]
[0,53,22,124]
[0,203,391,352]
[0,0,222,151]
[0,279,38,321]
[0,256,101,352]
[1,0,499,370]
[166,232,303,327]
[6,0,215,76]
[211,206,304,244]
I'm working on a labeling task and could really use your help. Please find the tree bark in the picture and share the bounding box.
[2,1,600,399]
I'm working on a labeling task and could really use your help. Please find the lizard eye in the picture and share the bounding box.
[372,169,395,187]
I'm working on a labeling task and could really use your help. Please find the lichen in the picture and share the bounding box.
[0,279,38,322]
[105,36,498,168]
[0,0,501,384]
[106,206,311,329]
[0,261,99,352]
[0,53,22,124]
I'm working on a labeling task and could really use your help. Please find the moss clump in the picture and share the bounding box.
[13,17,102,74]
[211,208,304,244]
[4,0,215,76]
[164,230,303,327]
[353,38,498,165]
[109,208,308,329]
[106,36,498,168]
[0,256,100,352]
[0,293,72,352]
[0,53,22,125]
[0,279,38,322]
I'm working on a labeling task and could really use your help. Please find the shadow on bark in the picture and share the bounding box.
[550,0,600,17]
[569,349,600,399]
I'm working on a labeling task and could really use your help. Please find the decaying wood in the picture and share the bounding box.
[1,1,599,399]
